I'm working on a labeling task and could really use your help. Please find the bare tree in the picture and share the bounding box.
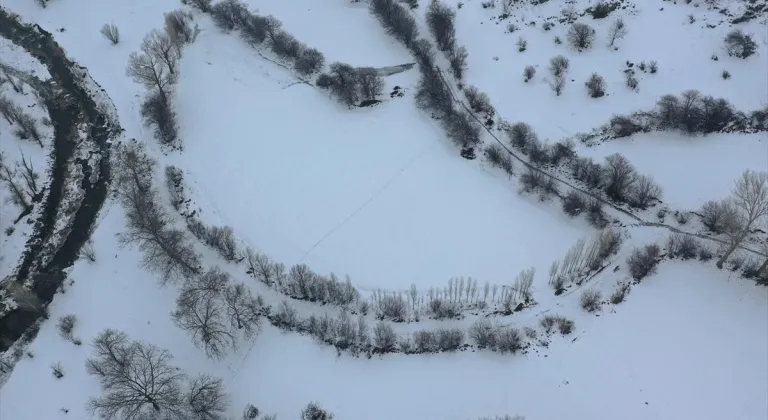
[223,282,262,339]
[301,402,334,420]
[550,74,566,96]
[143,29,180,76]
[210,0,250,31]
[372,321,397,352]
[426,0,457,52]
[0,161,31,213]
[140,90,179,146]
[114,140,156,192]
[724,29,757,59]
[523,65,536,82]
[607,17,627,48]
[173,275,236,359]
[86,329,186,420]
[443,110,481,148]
[18,153,39,201]
[186,374,229,420]
[100,24,120,45]
[240,14,279,46]
[81,239,97,263]
[270,31,303,59]
[549,55,569,77]
[357,67,385,100]
[603,153,636,201]
[567,23,595,50]
[326,62,360,106]
[717,170,768,268]
[126,50,175,101]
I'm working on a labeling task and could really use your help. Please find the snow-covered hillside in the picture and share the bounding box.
[0,0,766,419]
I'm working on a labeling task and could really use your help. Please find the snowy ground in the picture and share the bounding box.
[0,37,53,281]
[1,0,767,419]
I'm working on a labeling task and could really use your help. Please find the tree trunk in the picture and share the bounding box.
[716,232,747,269]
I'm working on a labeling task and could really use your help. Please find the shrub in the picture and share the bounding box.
[567,23,596,50]
[557,317,574,334]
[428,298,462,319]
[357,67,385,100]
[449,45,469,80]
[628,175,662,209]
[140,91,179,147]
[550,139,575,165]
[722,70,731,79]
[625,72,638,90]
[523,65,536,82]
[413,330,438,353]
[495,328,523,354]
[81,240,97,263]
[698,246,714,261]
[667,234,699,260]
[51,362,64,379]
[183,0,212,12]
[483,144,514,175]
[270,31,303,59]
[410,38,436,68]
[549,55,569,77]
[100,23,120,44]
[610,282,630,304]
[585,73,606,98]
[272,301,298,329]
[700,200,735,233]
[210,0,250,31]
[589,2,616,19]
[649,60,658,73]
[373,321,397,352]
[580,289,602,312]
[437,328,464,351]
[520,167,558,197]
[724,30,757,58]
[327,62,360,106]
[469,319,497,348]
[561,190,586,216]
[57,314,80,345]
[627,244,661,280]
[586,197,607,228]
[516,37,527,52]
[610,115,642,138]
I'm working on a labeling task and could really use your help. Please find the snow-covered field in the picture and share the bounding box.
[1,0,766,419]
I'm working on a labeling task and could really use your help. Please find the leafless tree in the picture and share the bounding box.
[603,153,636,201]
[469,318,497,348]
[183,0,212,12]
[173,273,236,359]
[464,85,494,115]
[17,153,39,201]
[372,321,397,352]
[327,62,360,106]
[100,24,120,45]
[0,161,31,213]
[126,50,175,102]
[717,170,768,268]
[416,66,453,116]
[357,67,385,100]
[426,0,457,52]
[57,314,81,345]
[0,95,16,124]
[410,38,435,68]
[567,23,596,50]
[607,17,627,48]
[140,90,179,146]
[550,74,566,96]
[443,110,481,148]
[143,29,180,76]
[6,106,44,147]
[86,329,186,420]
[301,402,334,420]
[114,140,156,193]
[186,374,229,420]
[223,282,262,339]
[506,122,537,150]
[549,55,569,77]
[240,14,279,46]
[270,30,303,59]
[210,0,250,31]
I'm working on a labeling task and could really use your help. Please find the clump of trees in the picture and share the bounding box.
[173,266,264,359]
[369,0,419,47]
[127,11,200,148]
[316,63,385,106]
[626,243,661,280]
[114,140,202,285]
[86,329,230,420]
[548,229,624,292]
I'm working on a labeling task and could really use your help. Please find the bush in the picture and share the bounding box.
[580,289,602,312]
[428,298,462,319]
[561,190,586,216]
[51,362,64,379]
[610,115,642,138]
[295,48,325,76]
[495,328,523,354]
[724,30,757,59]
[540,315,574,335]
[523,65,536,82]
[413,330,438,353]
[516,37,528,52]
[100,23,120,45]
[610,282,630,304]
[627,244,661,280]
[589,2,616,19]
[301,402,334,420]
[649,60,658,73]
[443,110,481,148]
[507,122,537,150]
[410,38,436,68]
[81,239,97,263]
[449,45,469,80]
[484,144,514,175]
[549,55,569,77]
[426,0,457,52]
[625,72,638,90]
[469,319,497,348]
[567,23,596,50]
[373,321,397,352]
[377,294,407,321]
[270,31,303,59]
[165,10,199,48]
[667,234,699,260]
[627,175,662,209]
[520,167,558,197]
[698,246,714,261]
[465,85,495,115]
[357,67,385,100]
[415,65,453,116]
[327,62,360,106]
[722,70,731,80]
[585,73,606,98]
[586,197,607,228]
[699,200,735,233]
[272,301,299,329]
[57,314,80,345]
[210,0,250,31]
[437,328,464,351]
[603,153,636,202]
[183,0,212,12]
